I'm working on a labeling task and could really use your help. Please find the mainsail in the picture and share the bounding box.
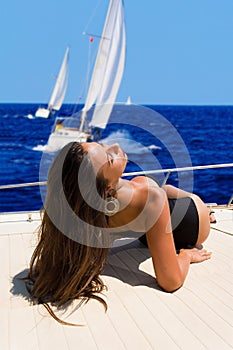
[80,0,126,130]
[35,47,69,118]
[48,47,69,111]
[45,0,126,151]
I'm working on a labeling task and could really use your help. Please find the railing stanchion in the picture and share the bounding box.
[162,170,171,186]
[227,194,233,207]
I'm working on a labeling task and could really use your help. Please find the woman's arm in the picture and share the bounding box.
[161,184,193,198]
[144,187,211,292]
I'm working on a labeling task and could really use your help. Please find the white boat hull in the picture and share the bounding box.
[35,107,50,118]
[46,128,92,152]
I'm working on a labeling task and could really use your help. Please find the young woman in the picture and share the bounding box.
[25,141,212,324]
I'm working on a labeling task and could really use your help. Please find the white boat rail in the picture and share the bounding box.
[0,181,47,190]
[0,162,233,205]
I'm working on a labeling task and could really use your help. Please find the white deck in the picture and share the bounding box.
[0,207,233,350]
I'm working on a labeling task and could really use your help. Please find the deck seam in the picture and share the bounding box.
[177,287,233,348]
[103,264,155,349]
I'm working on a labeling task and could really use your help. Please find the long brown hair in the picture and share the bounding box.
[25,142,110,325]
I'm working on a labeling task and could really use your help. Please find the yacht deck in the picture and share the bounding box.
[0,206,233,350]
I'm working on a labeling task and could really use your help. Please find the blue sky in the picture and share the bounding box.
[1,0,233,105]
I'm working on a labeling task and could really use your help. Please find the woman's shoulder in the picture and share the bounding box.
[117,176,164,210]
[130,175,160,188]
[110,177,165,231]
[128,176,164,209]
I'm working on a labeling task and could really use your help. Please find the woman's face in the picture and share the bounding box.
[82,142,128,186]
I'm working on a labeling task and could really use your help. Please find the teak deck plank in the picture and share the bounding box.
[0,207,232,350]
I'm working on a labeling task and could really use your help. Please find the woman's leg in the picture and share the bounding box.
[190,194,210,246]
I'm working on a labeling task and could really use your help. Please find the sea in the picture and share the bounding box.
[0,103,232,213]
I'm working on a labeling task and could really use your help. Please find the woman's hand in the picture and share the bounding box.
[180,247,212,264]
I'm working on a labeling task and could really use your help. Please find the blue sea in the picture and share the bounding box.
[0,103,232,213]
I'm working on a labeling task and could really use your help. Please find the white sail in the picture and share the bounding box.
[48,47,69,111]
[125,96,131,105]
[36,47,69,118]
[46,0,126,151]
[81,0,126,130]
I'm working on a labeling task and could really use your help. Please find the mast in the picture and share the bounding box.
[79,0,126,131]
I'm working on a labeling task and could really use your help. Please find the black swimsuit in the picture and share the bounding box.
[139,196,199,251]
[137,176,199,250]
[168,197,199,249]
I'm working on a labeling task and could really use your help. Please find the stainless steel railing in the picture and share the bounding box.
[0,163,233,206]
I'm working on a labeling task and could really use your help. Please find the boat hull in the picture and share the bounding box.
[47,128,92,152]
[35,107,50,118]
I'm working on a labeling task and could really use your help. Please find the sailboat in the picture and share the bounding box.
[46,0,126,151]
[125,96,132,105]
[35,47,69,118]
